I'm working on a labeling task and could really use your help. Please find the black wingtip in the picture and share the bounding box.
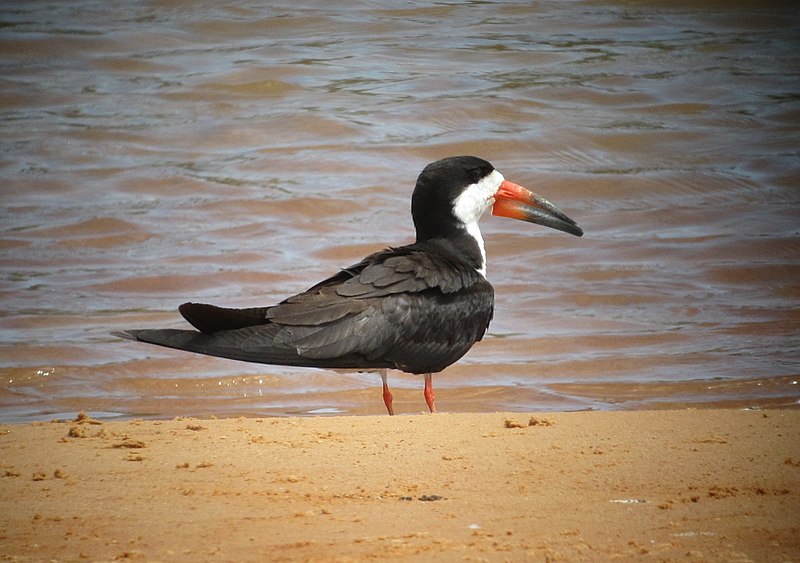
[112,330,140,341]
[111,330,142,341]
[179,301,269,334]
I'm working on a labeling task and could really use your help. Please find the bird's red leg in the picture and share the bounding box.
[380,370,394,416]
[423,373,436,413]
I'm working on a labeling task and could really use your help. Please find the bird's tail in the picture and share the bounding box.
[113,326,393,370]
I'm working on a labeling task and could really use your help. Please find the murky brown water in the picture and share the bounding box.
[1,1,798,422]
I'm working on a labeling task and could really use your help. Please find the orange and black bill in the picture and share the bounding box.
[492,180,583,237]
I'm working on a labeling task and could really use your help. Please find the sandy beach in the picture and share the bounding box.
[1,409,798,562]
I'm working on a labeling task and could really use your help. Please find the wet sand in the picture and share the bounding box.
[2,409,798,561]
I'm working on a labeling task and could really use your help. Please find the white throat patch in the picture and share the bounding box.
[451,170,505,278]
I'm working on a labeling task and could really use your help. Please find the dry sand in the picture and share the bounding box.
[1,409,798,562]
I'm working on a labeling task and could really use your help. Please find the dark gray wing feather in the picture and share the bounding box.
[118,241,493,374]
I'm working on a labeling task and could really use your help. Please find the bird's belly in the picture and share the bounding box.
[382,288,493,374]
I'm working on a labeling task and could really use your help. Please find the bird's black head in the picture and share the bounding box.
[411,156,497,242]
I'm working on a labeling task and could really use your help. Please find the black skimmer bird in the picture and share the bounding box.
[116,156,582,414]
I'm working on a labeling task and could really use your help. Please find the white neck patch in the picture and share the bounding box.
[451,170,505,278]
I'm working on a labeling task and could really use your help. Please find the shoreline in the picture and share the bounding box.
[1,409,798,561]
[3,371,798,425]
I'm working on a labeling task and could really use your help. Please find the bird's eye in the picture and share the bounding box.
[466,167,483,184]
